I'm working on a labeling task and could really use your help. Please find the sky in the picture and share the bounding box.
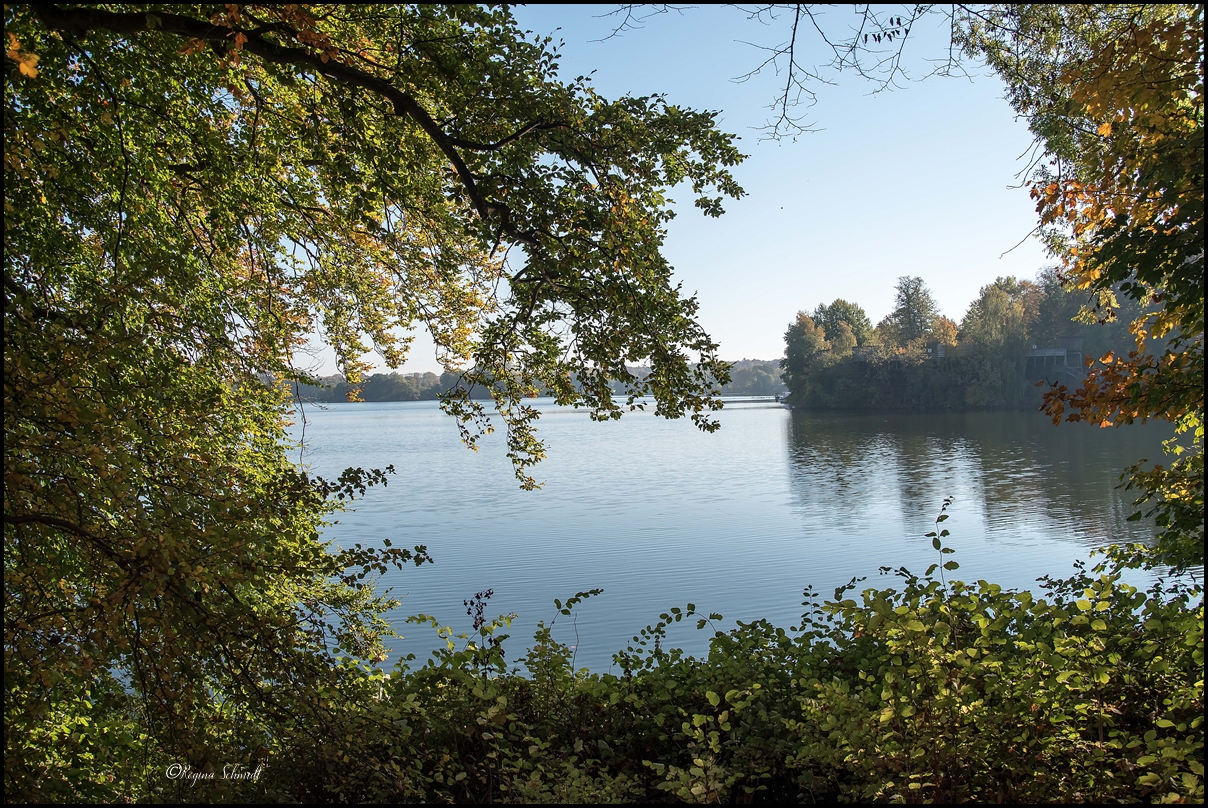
[300,4,1051,376]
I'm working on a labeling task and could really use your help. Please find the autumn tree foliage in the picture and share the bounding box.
[811,298,873,346]
[965,4,1204,567]
[3,4,742,797]
[780,312,830,396]
[878,275,942,348]
[960,277,1036,355]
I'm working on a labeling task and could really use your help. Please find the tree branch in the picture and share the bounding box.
[4,513,128,566]
[34,5,545,247]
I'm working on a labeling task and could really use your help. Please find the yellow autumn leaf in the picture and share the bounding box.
[1097,121,1112,136]
[6,35,38,78]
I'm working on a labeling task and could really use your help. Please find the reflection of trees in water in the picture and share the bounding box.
[786,412,1168,546]
[878,420,973,536]
[958,413,1163,546]
[785,413,970,535]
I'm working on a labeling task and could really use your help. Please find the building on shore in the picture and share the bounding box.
[1025,336,1084,384]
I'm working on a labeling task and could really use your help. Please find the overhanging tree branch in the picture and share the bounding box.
[34,5,547,247]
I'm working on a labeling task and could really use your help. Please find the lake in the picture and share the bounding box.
[290,399,1170,672]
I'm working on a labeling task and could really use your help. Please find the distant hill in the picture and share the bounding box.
[603,359,785,396]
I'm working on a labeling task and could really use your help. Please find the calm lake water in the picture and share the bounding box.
[290,399,1170,672]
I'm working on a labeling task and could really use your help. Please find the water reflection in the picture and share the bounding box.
[785,411,1165,551]
[294,401,1170,671]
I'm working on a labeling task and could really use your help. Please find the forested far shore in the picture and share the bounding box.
[288,358,786,403]
[300,263,1162,411]
[782,269,1156,411]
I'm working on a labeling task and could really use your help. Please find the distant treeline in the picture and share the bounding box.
[291,359,785,403]
[783,269,1145,411]
[291,371,455,403]
[720,358,786,396]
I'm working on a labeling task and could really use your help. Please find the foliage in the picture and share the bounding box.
[828,321,858,360]
[1123,414,1206,572]
[719,360,787,396]
[292,362,787,403]
[781,269,1139,411]
[4,2,743,486]
[961,4,1204,569]
[812,299,874,347]
[293,372,445,403]
[879,276,941,348]
[960,278,1036,355]
[932,316,959,348]
[131,529,1203,804]
[4,3,744,799]
[781,313,830,400]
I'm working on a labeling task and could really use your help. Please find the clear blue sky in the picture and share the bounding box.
[300,4,1050,375]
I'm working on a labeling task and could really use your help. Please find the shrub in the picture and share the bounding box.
[271,526,1203,804]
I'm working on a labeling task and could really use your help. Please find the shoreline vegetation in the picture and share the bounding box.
[307,268,1151,414]
[290,359,787,403]
[272,539,1203,804]
[780,271,1150,413]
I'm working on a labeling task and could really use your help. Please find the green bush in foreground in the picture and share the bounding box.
[4,494,1200,805]
[262,534,1201,804]
[6,525,1202,803]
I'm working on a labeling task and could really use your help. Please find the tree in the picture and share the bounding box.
[780,312,829,400]
[721,361,786,395]
[886,275,941,346]
[829,320,858,359]
[4,4,744,797]
[961,4,1203,568]
[811,298,873,346]
[933,316,959,347]
[959,277,1033,354]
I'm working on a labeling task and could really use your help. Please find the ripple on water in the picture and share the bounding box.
[290,400,1170,671]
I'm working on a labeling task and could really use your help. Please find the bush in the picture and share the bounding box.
[271,529,1203,804]
[11,525,1200,803]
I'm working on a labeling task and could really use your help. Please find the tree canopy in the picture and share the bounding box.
[4,3,743,797]
[811,298,873,347]
[777,268,1141,411]
[880,275,941,347]
[964,4,1204,568]
[5,3,744,482]
[960,278,1036,354]
[780,312,830,395]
